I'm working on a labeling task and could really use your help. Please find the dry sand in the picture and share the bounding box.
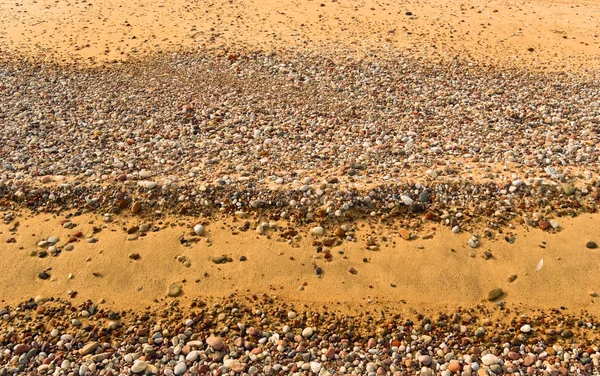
[0,0,599,70]
[1,210,599,314]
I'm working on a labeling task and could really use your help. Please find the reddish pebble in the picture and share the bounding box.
[13,344,31,355]
[198,365,209,373]
[447,360,460,373]
[524,355,535,366]
[368,338,376,348]
[326,347,336,359]
[40,175,52,184]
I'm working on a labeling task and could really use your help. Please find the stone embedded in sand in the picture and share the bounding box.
[38,271,50,280]
[206,335,225,350]
[80,341,99,355]
[211,256,227,264]
[586,241,598,249]
[167,284,182,297]
[398,228,411,240]
[131,201,141,214]
[508,274,518,283]
[129,253,141,260]
[333,226,345,237]
[400,195,413,205]
[538,220,550,230]
[311,226,324,236]
[40,175,53,184]
[487,288,503,301]
[234,211,248,218]
[315,208,327,217]
[194,224,205,236]
[562,183,575,195]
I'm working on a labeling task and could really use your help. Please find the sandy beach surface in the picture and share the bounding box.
[1,210,600,313]
[1,0,600,375]
[1,0,599,70]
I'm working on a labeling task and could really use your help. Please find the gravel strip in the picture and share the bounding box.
[1,296,599,375]
[1,49,599,234]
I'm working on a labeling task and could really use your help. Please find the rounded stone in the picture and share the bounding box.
[194,224,205,236]
[174,362,187,375]
[418,355,432,366]
[481,354,498,365]
[310,362,321,374]
[311,227,324,236]
[131,361,147,373]
[302,327,314,338]
[167,284,182,297]
[487,288,503,301]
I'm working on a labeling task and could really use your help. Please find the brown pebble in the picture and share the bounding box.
[131,201,141,214]
[334,226,346,237]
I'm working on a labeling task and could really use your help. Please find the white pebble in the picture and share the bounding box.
[193,224,205,236]
[520,324,532,333]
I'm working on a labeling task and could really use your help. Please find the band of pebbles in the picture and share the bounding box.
[1,49,599,233]
[1,296,599,376]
